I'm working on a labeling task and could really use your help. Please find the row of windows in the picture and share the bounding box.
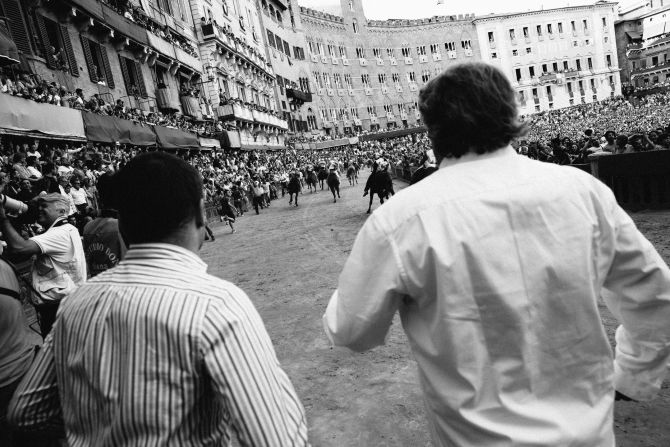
[489,17,609,44]
[512,55,613,81]
[310,68,442,89]
[307,40,473,60]
[317,103,417,121]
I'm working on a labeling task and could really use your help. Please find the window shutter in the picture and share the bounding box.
[118,55,131,94]
[0,0,32,55]
[34,14,55,68]
[80,35,98,83]
[99,45,114,89]
[59,25,79,77]
[134,61,147,98]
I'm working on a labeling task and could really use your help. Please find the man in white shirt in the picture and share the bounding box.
[0,193,86,337]
[324,63,670,446]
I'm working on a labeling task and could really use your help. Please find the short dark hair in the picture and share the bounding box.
[418,63,527,159]
[116,152,203,245]
[96,172,118,210]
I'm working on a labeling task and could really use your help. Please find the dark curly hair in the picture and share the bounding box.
[418,63,528,159]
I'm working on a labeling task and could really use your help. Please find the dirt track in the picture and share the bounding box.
[200,172,670,447]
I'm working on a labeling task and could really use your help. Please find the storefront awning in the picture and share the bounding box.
[153,125,200,150]
[82,112,157,146]
[358,126,427,142]
[198,137,220,150]
[0,22,19,66]
[0,94,85,140]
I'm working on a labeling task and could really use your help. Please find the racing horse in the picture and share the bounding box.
[317,164,329,190]
[346,163,358,186]
[305,167,319,193]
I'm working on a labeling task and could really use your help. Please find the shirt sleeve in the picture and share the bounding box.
[323,214,405,352]
[7,330,65,434]
[30,227,71,256]
[200,298,309,447]
[601,200,670,401]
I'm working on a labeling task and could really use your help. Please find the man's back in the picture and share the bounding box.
[45,244,307,446]
[325,147,670,445]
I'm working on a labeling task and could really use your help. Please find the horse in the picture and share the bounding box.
[317,166,329,190]
[305,169,319,193]
[346,164,358,186]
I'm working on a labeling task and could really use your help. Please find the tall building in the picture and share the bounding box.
[299,0,478,134]
[257,0,312,133]
[188,0,288,148]
[615,1,670,88]
[473,2,621,114]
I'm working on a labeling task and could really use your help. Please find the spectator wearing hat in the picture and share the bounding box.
[0,192,86,337]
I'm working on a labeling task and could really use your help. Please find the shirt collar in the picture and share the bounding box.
[439,145,517,169]
[124,243,208,273]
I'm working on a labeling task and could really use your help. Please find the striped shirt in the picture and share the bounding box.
[8,243,309,446]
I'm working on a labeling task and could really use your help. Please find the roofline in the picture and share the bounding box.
[472,2,618,22]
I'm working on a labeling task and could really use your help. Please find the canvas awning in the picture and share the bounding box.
[625,31,642,41]
[153,125,200,149]
[198,137,220,150]
[0,94,85,140]
[358,126,427,142]
[82,112,157,146]
[315,138,351,149]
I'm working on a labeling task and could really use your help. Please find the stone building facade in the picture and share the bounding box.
[615,1,670,88]
[474,2,621,115]
[299,0,479,133]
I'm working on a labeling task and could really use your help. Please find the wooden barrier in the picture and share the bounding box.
[592,151,670,211]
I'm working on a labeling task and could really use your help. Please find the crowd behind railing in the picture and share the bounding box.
[0,70,230,137]
[2,89,670,242]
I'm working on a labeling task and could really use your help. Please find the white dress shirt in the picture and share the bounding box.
[324,146,670,446]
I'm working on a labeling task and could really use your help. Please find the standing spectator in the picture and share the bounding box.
[0,193,86,337]
[82,173,125,277]
[8,152,309,446]
[324,63,670,446]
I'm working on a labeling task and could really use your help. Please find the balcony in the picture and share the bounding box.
[381,85,389,94]
[432,53,442,61]
[359,58,368,66]
[342,57,350,66]
[400,112,408,121]
[337,88,345,96]
[317,88,324,96]
[310,53,319,63]
[348,88,354,96]
[409,83,418,92]
[286,89,312,102]
[548,33,555,40]
[180,95,202,119]
[331,56,339,65]
[376,58,384,66]
[390,57,397,65]
[448,51,457,59]
[404,56,413,64]
[419,55,428,63]
[539,72,558,83]
[156,87,180,112]
[365,87,373,95]
[370,116,378,124]
[252,110,288,129]
[320,55,328,63]
[218,103,254,122]
[395,84,403,93]
[465,49,473,57]
[533,96,540,105]
[564,69,580,79]
[327,88,335,96]
[353,118,362,126]
[386,113,395,121]
[414,110,421,120]
[631,60,670,76]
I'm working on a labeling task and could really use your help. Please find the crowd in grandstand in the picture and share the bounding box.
[0,71,228,137]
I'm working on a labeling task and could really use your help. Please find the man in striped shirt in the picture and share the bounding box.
[8,152,309,446]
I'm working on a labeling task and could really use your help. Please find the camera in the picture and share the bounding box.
[1,194,29,215]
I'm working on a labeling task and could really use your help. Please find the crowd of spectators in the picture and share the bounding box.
[0,70,229,137]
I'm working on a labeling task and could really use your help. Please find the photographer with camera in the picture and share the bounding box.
[0,193,86,337]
